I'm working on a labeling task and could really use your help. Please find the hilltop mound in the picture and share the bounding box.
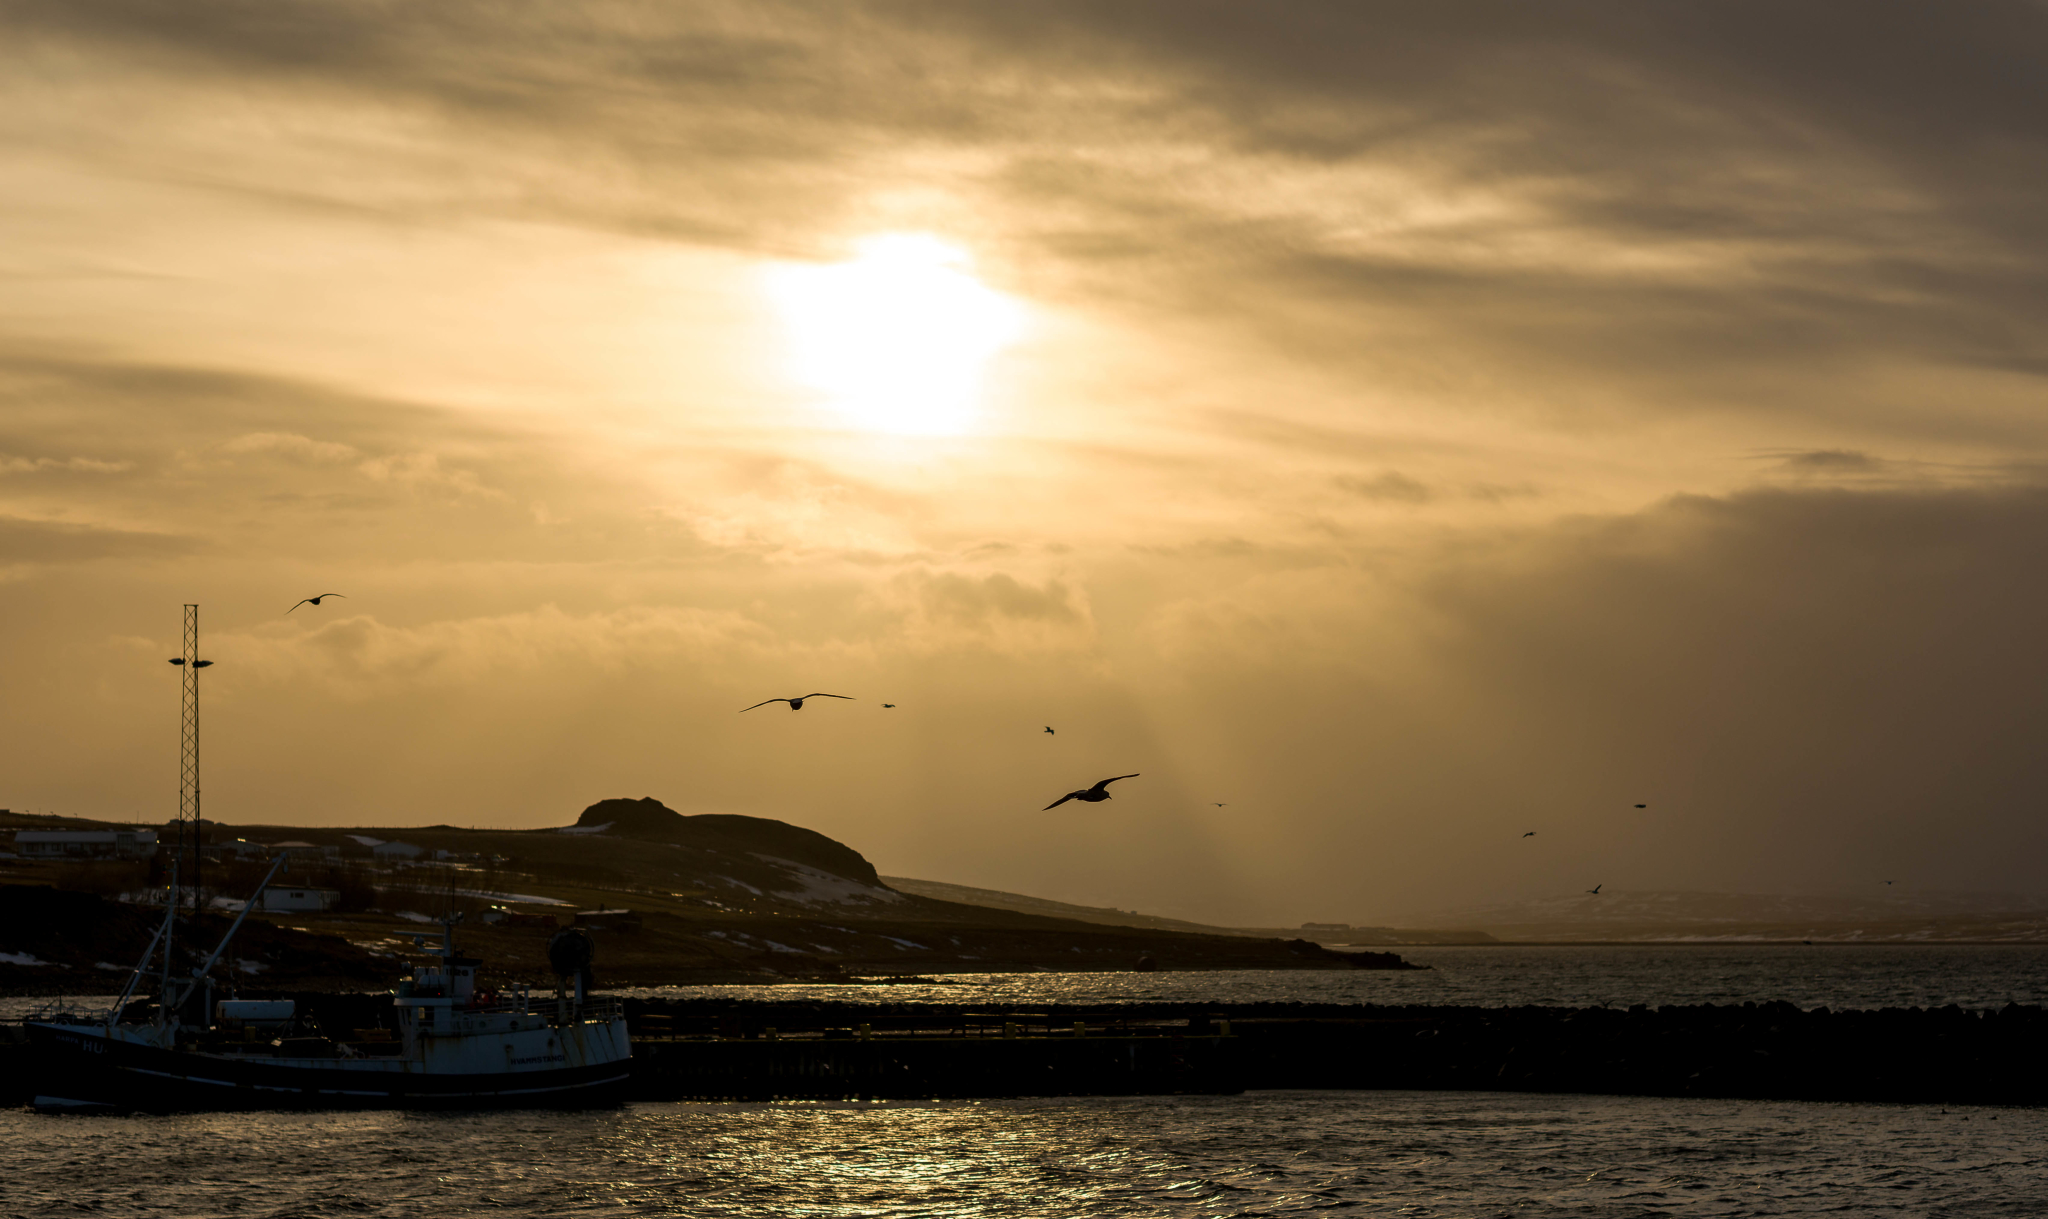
[575,798,880,885]
[576,797,691,838]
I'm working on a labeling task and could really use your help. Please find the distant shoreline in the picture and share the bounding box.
[1343,939,2048,948]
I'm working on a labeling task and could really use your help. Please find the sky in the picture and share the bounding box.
[4,2,2047,925]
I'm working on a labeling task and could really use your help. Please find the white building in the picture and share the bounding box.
[259,887,341,912]
[15,829,159,860]
[372,840,424,861]
[268,841,339,861]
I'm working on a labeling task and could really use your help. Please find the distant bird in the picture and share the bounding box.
[739,693,854,712]
[1522,831,1536,838]
[288,593,346,613]
[1213,803,1228,807]
[1882,880,1895,885]
[882,703,896,708]
[1044,774,1139,810]
[1634,804,1647,809]
[1585,884,1603,895]
[1044,726,1055,735]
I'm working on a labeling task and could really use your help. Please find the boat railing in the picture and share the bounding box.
[575,998,624,1023]
[19,1000,104,1025]
[461,996,624,1023]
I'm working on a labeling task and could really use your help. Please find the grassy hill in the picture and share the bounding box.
[0,800,1416,990]
[883,876,1496,945]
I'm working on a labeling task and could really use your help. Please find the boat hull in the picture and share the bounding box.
[24,1022,631,1112]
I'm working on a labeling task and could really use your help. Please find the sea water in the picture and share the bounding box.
[11,944,2048,1023]
[616,943,2048,1011]
[4,1090,2042,1216]
[11,948,2048,1215]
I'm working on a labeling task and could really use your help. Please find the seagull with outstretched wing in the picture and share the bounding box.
[1585,884,1603,895]
[288,593,346,613]
[1044,774,1139,810]
[739,693,855,712]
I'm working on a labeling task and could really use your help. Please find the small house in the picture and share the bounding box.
[268,841,339,861]
[15,829,159,860]
[205,838,268,861]
[481,904,560,928]
[259,887,341,913]
[573,908,642,933]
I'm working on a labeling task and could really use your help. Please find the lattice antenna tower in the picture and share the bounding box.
[177,603,201,915]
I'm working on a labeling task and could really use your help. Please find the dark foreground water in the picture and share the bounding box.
[5,1090,2043,1217]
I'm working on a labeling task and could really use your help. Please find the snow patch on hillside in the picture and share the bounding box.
[757,856,905,907]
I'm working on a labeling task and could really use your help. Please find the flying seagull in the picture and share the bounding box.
[1585,884,1603,896]
[1882,879,1895,885]
[1044,726,1055,735]
[288,593,346,613]
[739,693,855,712]
[1043,774,1139,810]
[882,703,896,708]
[1213,802,1228,807]
[1634,803,1647,809]
[1522,831,1536,838]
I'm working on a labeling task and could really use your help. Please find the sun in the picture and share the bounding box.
[766,234,1025,434]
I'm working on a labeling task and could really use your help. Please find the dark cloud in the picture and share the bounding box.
[1335,471,1432,503]
[12,1,2045,407]
[1771,449,1887,473]
[0,515,194,562]
[1125,481,2048,913]
[1413,483,2048,892]
[901,570,1086,635]
[0,351,726,569]
[7,2,2048,920]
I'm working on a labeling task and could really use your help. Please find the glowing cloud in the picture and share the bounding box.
[766,234,1025,435]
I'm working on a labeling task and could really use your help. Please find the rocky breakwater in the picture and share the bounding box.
[1230,1000,2048,1106]
[12,998,2046,1107]
[611,997,2048,1105]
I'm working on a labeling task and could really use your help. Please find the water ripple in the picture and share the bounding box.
[7,1090,2046,1217]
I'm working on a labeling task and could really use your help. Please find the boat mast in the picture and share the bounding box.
[155,858,177,1030]
[190,853,290,981]
[108,859,179,1025]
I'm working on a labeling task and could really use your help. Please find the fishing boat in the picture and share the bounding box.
[23,858,630,1112]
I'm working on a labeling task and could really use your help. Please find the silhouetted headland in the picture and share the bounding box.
[0,799,1414,993]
